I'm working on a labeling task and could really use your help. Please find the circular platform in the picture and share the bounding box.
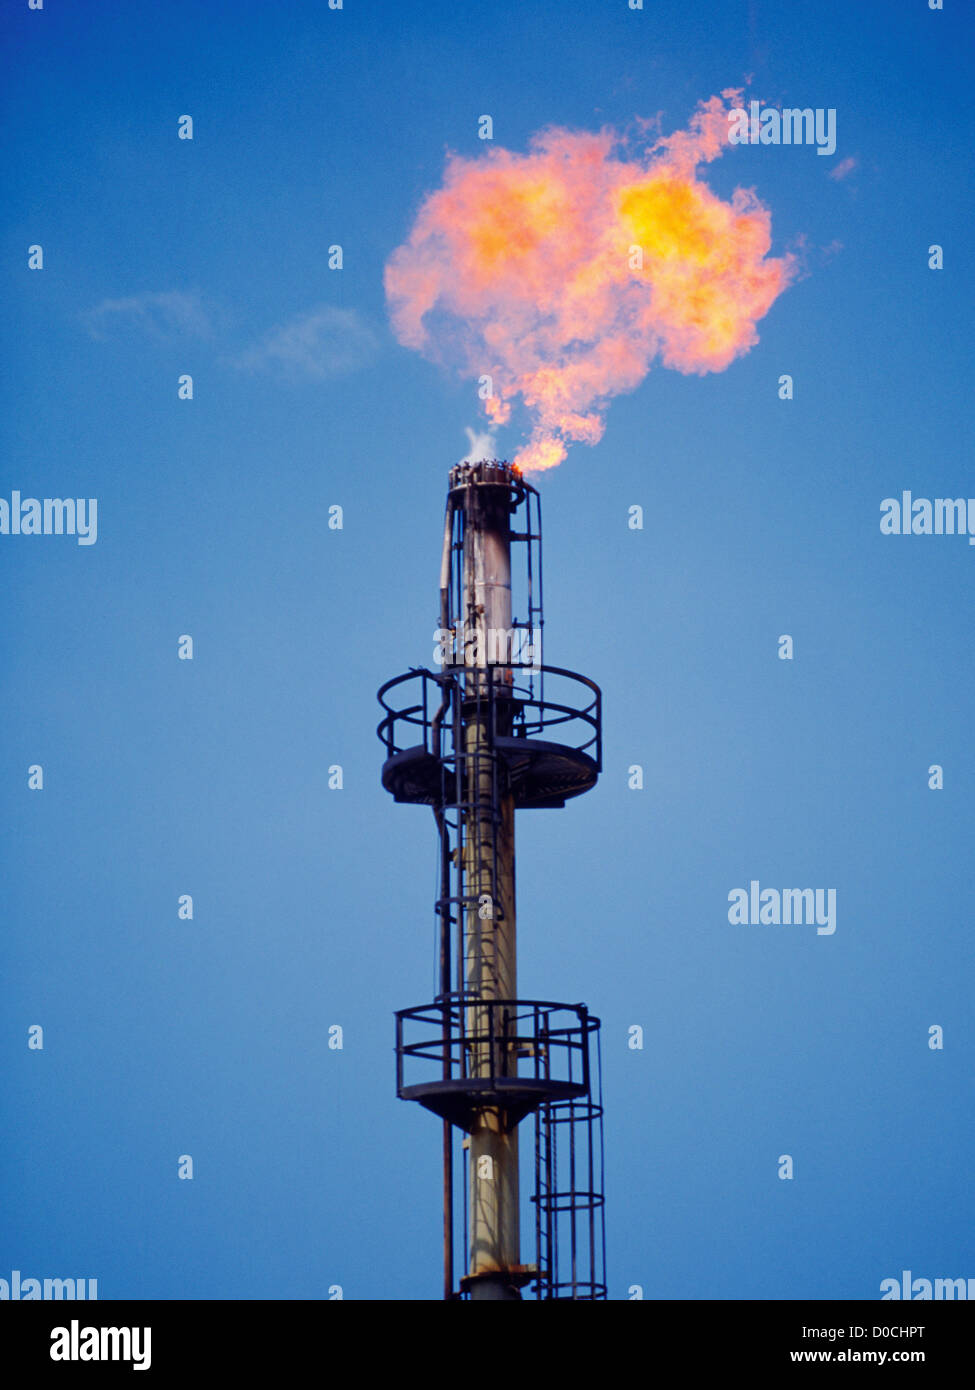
[381,736,598,810]
[401,1075,588,1131]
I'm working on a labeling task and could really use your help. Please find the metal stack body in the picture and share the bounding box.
[378,460,607,1300]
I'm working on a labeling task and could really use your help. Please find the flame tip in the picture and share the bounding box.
[388,94,794,478]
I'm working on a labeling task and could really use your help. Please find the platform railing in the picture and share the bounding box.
[395,997,596,1101]
[377,663,601,771]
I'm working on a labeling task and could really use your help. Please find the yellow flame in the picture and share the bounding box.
[385,94,795,470]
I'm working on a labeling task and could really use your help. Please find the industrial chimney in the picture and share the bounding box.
[378,460,606,1300]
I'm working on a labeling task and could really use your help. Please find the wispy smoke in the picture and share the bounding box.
[460,426,497,463]
[385,92,796,471]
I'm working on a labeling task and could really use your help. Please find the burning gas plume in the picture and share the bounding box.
[385,92,796,472]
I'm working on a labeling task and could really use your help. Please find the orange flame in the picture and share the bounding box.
[385,93,796,472]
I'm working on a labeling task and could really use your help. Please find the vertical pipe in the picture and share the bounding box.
[457,464,521,1299]
[443,1120,453,1300]
[435,804,453,1298]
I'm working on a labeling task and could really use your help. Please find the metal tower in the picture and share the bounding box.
[378,460,606,1300]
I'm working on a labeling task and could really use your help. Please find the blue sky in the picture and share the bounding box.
[2,0,973,1300]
